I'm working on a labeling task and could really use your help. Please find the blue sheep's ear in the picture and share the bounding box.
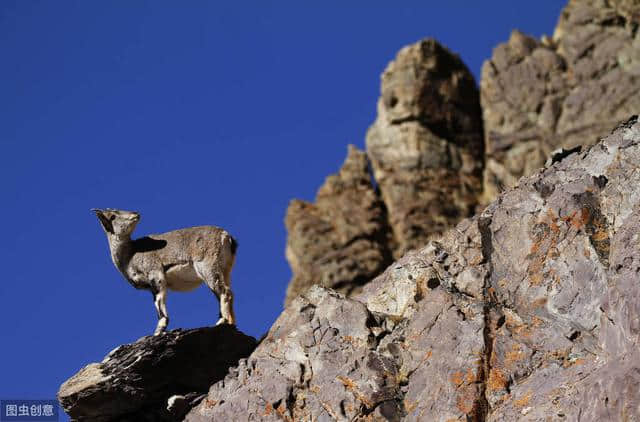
[93,209,114,234]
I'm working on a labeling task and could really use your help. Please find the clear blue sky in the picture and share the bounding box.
[0,0,563,414]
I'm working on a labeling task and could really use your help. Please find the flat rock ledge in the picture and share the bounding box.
[57,325,256,421]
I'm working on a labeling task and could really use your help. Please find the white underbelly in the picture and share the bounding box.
[165,263,202,292]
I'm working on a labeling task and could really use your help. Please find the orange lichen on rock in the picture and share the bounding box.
[466,368,476,383]
[337,375,356,389]
[547,209,560,233]
[531,297,547,309]
[404,400,418,413]
[203,398,218,408]
[531,316,545,327]
[487,368,508,392]
[514,391,532,407]
[511,323,534,339]
[451,371,465,387]
[505,315,526,335]
[276,402,291,421]
[449,367,481,416]
[562,356,587,368]
[505,344,526,368]
[592,230,609,241]
[456,390,476,414]
[336,375,373,408]
[527,210,565,286]
[263,403,273,416]
[529,272,544,286]
[563,207,589,230]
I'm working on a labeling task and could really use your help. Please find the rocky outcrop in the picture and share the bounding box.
[481,0,640,202]
[284,145,393,306]
[57,326,256,421]
[285,0,640,306]
[189,117,640,420]
[285,39,484,306]
[366,38,484,258]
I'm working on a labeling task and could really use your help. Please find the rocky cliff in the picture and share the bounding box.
[187,117,640,420]
[60,117,640,420]
[284,0,640,307]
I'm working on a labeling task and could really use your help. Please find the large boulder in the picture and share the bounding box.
[481,0,640,202]
[57,326,256,421]
[190,115,640,420]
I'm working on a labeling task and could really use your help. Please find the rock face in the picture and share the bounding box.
[366,38,484,258]
[477,116,640,419]
[481,0,640,202]
[284,145,393,306]
[57,326,256,421]
[189,117,640,420]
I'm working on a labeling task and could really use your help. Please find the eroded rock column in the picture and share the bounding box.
[366,38,484,258]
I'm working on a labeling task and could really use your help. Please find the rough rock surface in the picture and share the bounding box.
[284,145,393,306]
[57,326,256,421]
[366,38,485,258]
[481,0,640,202]
[189,117,640,420]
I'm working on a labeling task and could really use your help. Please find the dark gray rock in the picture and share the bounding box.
[57,325,256,421]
